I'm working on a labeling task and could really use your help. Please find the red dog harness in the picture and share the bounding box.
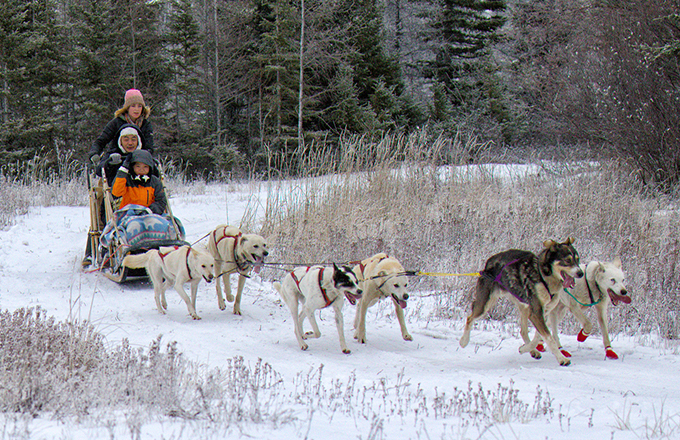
[291,267,333,308]
[159,246,193,280]
[213,228,247,271]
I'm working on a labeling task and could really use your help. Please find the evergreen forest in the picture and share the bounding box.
[1,0,679,188]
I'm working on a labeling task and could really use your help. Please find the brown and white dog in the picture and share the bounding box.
[207,225,268,315]
[459,238,584,366]
[274,264,362,353]
[352,253,412,344]
[123,245,215,320]
[536,258,631,360]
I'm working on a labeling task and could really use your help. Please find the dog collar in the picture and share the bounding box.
[564,262,602,307]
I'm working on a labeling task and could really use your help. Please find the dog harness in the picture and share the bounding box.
[159,246,193,280]
[291,267,333,308]
[213,228,248,272]
[486,258,552,302]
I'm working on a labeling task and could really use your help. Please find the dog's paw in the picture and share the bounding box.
[605,347,619,360]
[577,329,589,342]
[300,344,309,351]
[191,314,202,320]
[342,348,351,354]
[218,301,226,311]
[233,307,241,316]
[530,349,542,360]
[403,334,413,341]
[459,334,470,348]
[559,357,571,367]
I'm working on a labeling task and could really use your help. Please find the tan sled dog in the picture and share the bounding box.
[123,245,215,320]
[274,264,362,353]
[352,253,412,343]
[207,225,268,315]
[536,258,631,360]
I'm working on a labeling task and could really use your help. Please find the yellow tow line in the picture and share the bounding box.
[414,270,481,278]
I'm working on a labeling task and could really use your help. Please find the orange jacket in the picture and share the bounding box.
[112,166,167,214]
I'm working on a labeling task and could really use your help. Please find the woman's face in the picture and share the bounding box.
[128,103,143,120]
[120,134,138,152]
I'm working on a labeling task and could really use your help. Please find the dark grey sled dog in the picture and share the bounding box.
[459,238,584,366]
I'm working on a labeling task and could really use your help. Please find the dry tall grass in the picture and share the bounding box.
[259,132,680,340]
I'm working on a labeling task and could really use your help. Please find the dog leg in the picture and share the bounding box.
[215,261,227,311]
[518,304,542,359]
[353,293,372,344]
[528,300,570,366]
[190,280,199,310]
[224,273,234,303]
[232,274,247,315]
[570,302,593,343]
[154,285,166,314]
[174,281,200,320]
[460,280,495,348]
[332,300,351,354]
[275,282,309,350]
[160,279,172,311]
[394,300,412,341]
[596,304,618,359]
[303,308,322,340]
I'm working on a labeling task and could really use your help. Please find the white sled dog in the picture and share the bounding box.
[536,258,631,360]
[207,225,268,315]
[352,253,412,343]
[274,264,362,353]
[123,245,215,320]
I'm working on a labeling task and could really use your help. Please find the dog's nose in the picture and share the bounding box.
[621,289,628,296]
[263,251,269,257]
[403,293,409,300]
[576,269,584,278]
[356,289,363,296]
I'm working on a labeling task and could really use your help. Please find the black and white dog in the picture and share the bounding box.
[274,264,362,354]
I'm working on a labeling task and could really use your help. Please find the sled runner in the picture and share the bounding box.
[86,157,188,283]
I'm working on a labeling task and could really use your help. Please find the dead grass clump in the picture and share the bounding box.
[261,133,680,339]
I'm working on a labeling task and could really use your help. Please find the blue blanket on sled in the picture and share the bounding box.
[100,205,184,249]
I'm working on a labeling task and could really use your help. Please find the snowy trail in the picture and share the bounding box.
[1,185,678,439]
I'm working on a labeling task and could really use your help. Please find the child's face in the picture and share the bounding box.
[133,162,150,176]
[120,134,139,152]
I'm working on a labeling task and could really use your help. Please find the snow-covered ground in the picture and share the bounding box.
[1,182,679,439]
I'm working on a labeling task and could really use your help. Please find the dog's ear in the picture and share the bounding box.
[612,257,622,268]
[596,262,606,274]
[543,239,557,249]
[333,262,339,272]
[378,270,387,278]
[241,236,248,243]
[538,249,552,276]
[564,237,575,245]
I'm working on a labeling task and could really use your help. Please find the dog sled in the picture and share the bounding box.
[86,156,188,283]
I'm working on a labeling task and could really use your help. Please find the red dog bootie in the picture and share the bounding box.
[577,329,590,342]
[535,343,546,352]
[605,346,619,359]
[559,347,572,358]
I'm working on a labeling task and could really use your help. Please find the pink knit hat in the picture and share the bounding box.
[124,89,145,107]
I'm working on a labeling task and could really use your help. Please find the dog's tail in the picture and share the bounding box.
[273,281,283,296]
[122,250,157,269]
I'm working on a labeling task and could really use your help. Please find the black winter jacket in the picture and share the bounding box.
[89,116,154,159]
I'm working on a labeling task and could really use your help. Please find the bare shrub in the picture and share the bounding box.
[0,307,289,429]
